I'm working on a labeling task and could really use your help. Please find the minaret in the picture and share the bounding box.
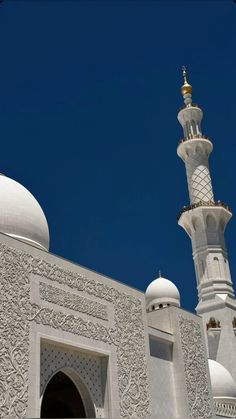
[177,67,236,380]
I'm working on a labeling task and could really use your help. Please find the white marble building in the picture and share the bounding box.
[0,69,236,419]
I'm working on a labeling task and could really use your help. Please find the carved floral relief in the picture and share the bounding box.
[179,315,212,418]
[0,243,150,418]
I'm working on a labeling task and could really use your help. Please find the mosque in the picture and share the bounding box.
[0,68,236,419]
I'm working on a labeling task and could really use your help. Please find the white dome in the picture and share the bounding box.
[0,174,49,251]
[208,359,236,399]
[145,275,180,311]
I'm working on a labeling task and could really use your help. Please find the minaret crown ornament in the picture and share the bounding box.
[181,65,192,96]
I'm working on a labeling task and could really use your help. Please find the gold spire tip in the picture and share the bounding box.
[182,65,187,83]
[159,270,162,278]
[181,65,192,96]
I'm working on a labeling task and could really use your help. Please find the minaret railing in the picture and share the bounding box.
[177,200,232,221]
[178,134,212,145]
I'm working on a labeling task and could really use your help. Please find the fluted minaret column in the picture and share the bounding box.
[177,67,235,314]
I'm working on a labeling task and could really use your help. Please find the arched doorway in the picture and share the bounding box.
[41,371,86,418]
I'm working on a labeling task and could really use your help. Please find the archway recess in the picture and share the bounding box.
[41,371,87,418]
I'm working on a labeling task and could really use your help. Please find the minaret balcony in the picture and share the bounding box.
[177,135,213,161]
[178,134,212,145]
[177,200,232,245]
[177,200,232,222]
[178,103,201,113]
[214,398,236,418]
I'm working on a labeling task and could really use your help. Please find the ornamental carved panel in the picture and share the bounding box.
[39,281,108,321]
[0,245,31,418]
[178,315,213,418]
[0,243,150,419]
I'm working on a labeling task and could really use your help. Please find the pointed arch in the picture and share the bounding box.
[40,368,96,418]
[195,144,203,156]
[192,216,203,232]
[206,214,216,230]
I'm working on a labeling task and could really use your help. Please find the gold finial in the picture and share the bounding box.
[182,65,187,83]
[159,270,162,278]
[181,65,192,96]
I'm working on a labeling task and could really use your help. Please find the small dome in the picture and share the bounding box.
[145,274,180,311]
[208,359,236,399]
[0,174,49,251]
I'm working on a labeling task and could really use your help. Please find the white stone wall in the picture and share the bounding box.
[0,233,151,419]
[149,337,176,419]
[147,306,215,419]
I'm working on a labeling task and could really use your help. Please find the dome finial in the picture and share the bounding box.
[159,269,162,278]
[181,65,192,97]
[182,65,187,84]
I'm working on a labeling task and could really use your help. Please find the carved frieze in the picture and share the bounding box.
[39,281,108,321]
[28,302,115,344]
[179,315,212,418]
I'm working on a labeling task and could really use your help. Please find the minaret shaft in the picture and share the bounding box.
[178,138,214,204]
[178,205,234,309]
[177,67,236,383]
[177,68,235,314]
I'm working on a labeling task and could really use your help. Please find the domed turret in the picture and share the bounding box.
[145,272,180,312]
[208,359,236,399]
[208,359,236,417]
[0,174,49,251]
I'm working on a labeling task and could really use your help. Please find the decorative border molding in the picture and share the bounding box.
[39,281,108,321]
[0,245,31,418]
[28,303,115,344]
[0,243,150,418]
[179,315,212,418]
[214,399,236,417]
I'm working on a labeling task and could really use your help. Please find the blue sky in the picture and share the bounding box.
[0,0,235,311]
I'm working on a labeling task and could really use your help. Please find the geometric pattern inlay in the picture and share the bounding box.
[41,342,103,408]
[185,147,214,204]
[191,165,213,203]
